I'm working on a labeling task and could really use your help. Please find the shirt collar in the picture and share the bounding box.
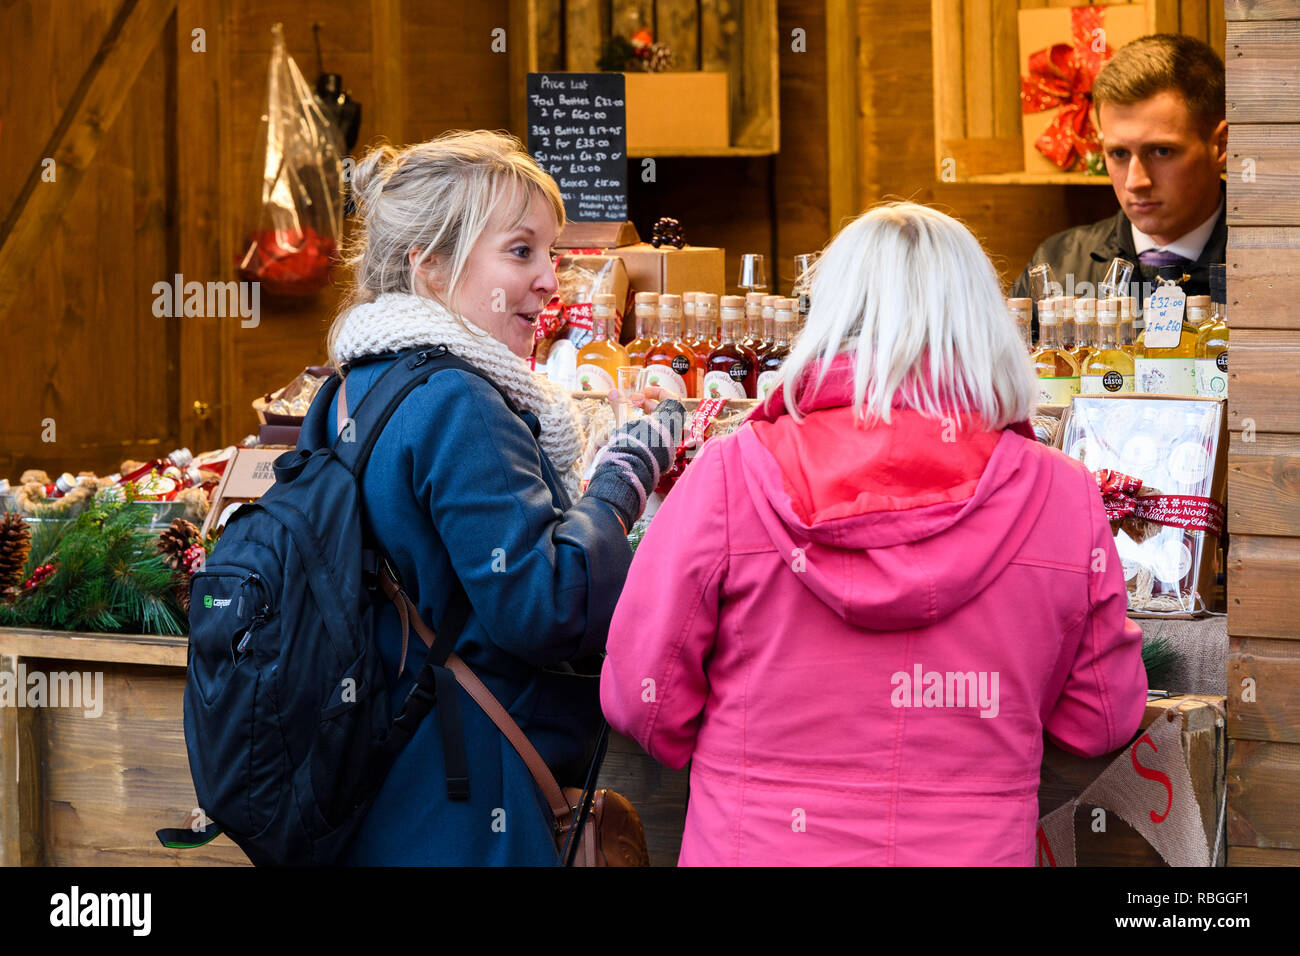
[1131,197,1224,261]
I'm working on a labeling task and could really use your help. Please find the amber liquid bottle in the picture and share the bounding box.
[743,292,766,355]
[1196,265,1229,398]
[682,292,699,353]
[1006,297,1032,351]
[1031,299,1080,404]
[693,293,719,396]
[575,293,631,392]
[626,291,658,366]
[704,296,758,399]
[1070,297,1097,370]
[757,304,794,400]
[643,294,697,398]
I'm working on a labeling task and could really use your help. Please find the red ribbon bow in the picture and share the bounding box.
[1093,469,1225,537]
[654,397,728,496]
[1020,6,1110,171]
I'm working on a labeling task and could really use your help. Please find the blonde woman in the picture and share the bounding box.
[323,131,682,865]
[601,202,1147,866]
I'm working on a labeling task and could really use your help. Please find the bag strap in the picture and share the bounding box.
[379,568,573,823]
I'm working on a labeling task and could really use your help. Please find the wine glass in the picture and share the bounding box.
[738,254,768,294]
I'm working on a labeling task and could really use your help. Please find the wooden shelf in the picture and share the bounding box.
[628,145,780,158]
[958,172,1114,186]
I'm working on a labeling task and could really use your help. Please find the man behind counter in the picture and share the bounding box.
[1010,34,1227,309]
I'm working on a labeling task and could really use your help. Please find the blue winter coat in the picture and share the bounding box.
[331,355,632,865]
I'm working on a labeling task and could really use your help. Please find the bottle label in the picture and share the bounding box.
[644,362,689,398]
[671,354,691,376]
[757,370,782,400]
[1145,286,1187,349]
[1081,371,1133,394]
[1136,358,1196,395]
[1196,357,1228,397]
[575,364,615,393]
[703,370,747,400]
[1036,376,1079,405]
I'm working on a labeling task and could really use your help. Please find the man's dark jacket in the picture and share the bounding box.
[1009,181,1227,318]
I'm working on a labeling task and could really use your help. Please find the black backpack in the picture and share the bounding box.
[157,345,513,865]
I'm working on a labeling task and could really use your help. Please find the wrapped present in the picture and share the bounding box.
[1018,4,1148,174]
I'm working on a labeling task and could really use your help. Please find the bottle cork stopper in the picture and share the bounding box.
[745,292,765,313]
[1006,297,1032,310]
[1074,297,1096,317]
[594,293,616,313]
[635,291,658,306]
[1187,294,1210,311]
[774,297,796,316]
[696,293,719,316]
[658,294,682,316]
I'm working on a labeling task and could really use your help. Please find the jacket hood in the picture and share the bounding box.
[740,355,1049,630]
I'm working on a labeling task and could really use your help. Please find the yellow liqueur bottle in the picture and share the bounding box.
[575,294,631,392]
[1119,296,1138,358]
[1070,297,1097,369]
[1032,298,1080,404]
[626,291,658,366]
[1136,286,1199,396]
[1006,297,1032,351]
[1081,298,1134,394]
[1196,265,1229,398]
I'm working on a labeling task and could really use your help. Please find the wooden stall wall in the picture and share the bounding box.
[1223,0,1300,867]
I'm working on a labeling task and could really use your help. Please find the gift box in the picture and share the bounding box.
[609,242,725,319]
[1018,3,1147,175]
[200,447,286,539]
[1058,395,1227,618]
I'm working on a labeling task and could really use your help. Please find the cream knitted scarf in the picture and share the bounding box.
[332,292,586,499]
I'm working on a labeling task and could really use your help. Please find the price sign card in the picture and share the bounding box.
[1145,285,1187,349]
[526,73,628,222]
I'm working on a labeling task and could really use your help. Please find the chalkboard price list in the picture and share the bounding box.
[526,72,629,222]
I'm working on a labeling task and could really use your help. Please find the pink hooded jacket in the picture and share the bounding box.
[600,358,1147,866]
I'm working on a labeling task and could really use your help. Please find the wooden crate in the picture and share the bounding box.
[508,0,779,156]
[930,0,1223,185]
[1039,693,1227,866]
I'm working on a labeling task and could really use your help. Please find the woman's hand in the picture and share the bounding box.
[606,385,670,415]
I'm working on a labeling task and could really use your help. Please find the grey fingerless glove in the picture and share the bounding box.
[585,399,686,529]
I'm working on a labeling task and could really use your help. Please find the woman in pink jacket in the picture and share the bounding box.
[600,202,1148,866]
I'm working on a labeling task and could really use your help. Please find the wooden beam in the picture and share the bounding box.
[1226,0,1300,19]
[371,0,405,144]
[1228,534,1300,640]
[0,0,179,320]
[1227,20,1300,124]
[1228,126,1300,226]
[1226,738,1300,848]
[1226,329,1300,434]
[827,0,859,232]
[1228,635,1300,743]
[0,630,188,668]
[1228,432,1300,536]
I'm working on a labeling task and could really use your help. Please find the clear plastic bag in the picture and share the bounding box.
[237,23,345,297]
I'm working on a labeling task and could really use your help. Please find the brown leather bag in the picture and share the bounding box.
[380,571,649,867]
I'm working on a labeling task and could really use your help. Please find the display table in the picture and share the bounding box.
[1,626,1222,867]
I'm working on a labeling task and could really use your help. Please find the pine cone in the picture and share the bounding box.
[157,518,200,571]
[173,572,192,614]
[0,512,32,591]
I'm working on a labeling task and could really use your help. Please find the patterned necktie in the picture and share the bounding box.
[1138,248,1192,268]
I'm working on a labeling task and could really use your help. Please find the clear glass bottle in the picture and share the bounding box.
[1081,298,1134,394]
[1196,264,1229,398]
[576,294,631,392]
[1070,297,1097,369]
[1119,296,1138,357]
[693,293,720,396]
[1006,297,1032,351]
[626,291,658,366]
[1136,286,1199,395]
[744,292,766,354]
[1059,295,1077,351]
[757,303,794,400]
[644,294,697,398]
[682,292,699,351]
[1032,298,1080,404]
[704,296,759,399]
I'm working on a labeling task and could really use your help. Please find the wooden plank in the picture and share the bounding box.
[1181,0,1210,41]
[371,0,405,143]
[1227,534,1300,640]
[1228,636,1300,743]
[0,655,46,866]
[1226,738,1300,847]
[46,801,249,866]
[992,0,1020,140]
[1228,846,1300,864]
[1226,20,1300,124]
[536,0,563,72]
[1226,246,1300,330]
[1228,432,1300,536]
[1209,0,1228,57]
[1227,329,1300,434]
[565,0,607,72]
[827,0,859,233]
[1229,126,1300,226]
[0,629,188,667]
[1226,0,1300,20]
[657,0,700,71]
[963,0,994,138]
[0,0,180,320]
[597,731,688,867]
[932,0,966,176]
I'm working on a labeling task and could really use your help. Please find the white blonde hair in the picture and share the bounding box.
[775,201,1036,428]
[328,129,565,367]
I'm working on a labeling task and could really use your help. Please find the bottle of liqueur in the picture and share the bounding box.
[1006,297,1033,351]
[682,292,699,353]
[761,296,778,350]
[1081,298,1134,394]
[694,293,720,395]
[757,301,794,400]
[1031,298,1080,404]
[793,252,817,321]
[575,294,630,392]
[1119,296,1138,357]
[626,291,658,366]
[704,295,759,399]
[1070,297,1097,369]
[644,294,697,398]
[744,292,767,354]
[1059,295,1077,351]
[1186,295,1212,331]
[1196,264,1229,398]
[1136,284,1199,395]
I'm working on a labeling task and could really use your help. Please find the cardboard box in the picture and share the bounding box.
[624,72,730,152]
[610,243,725,300]
[199,446,288,538]
[1058,395,1228,618]
[1018,4,1147,175]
